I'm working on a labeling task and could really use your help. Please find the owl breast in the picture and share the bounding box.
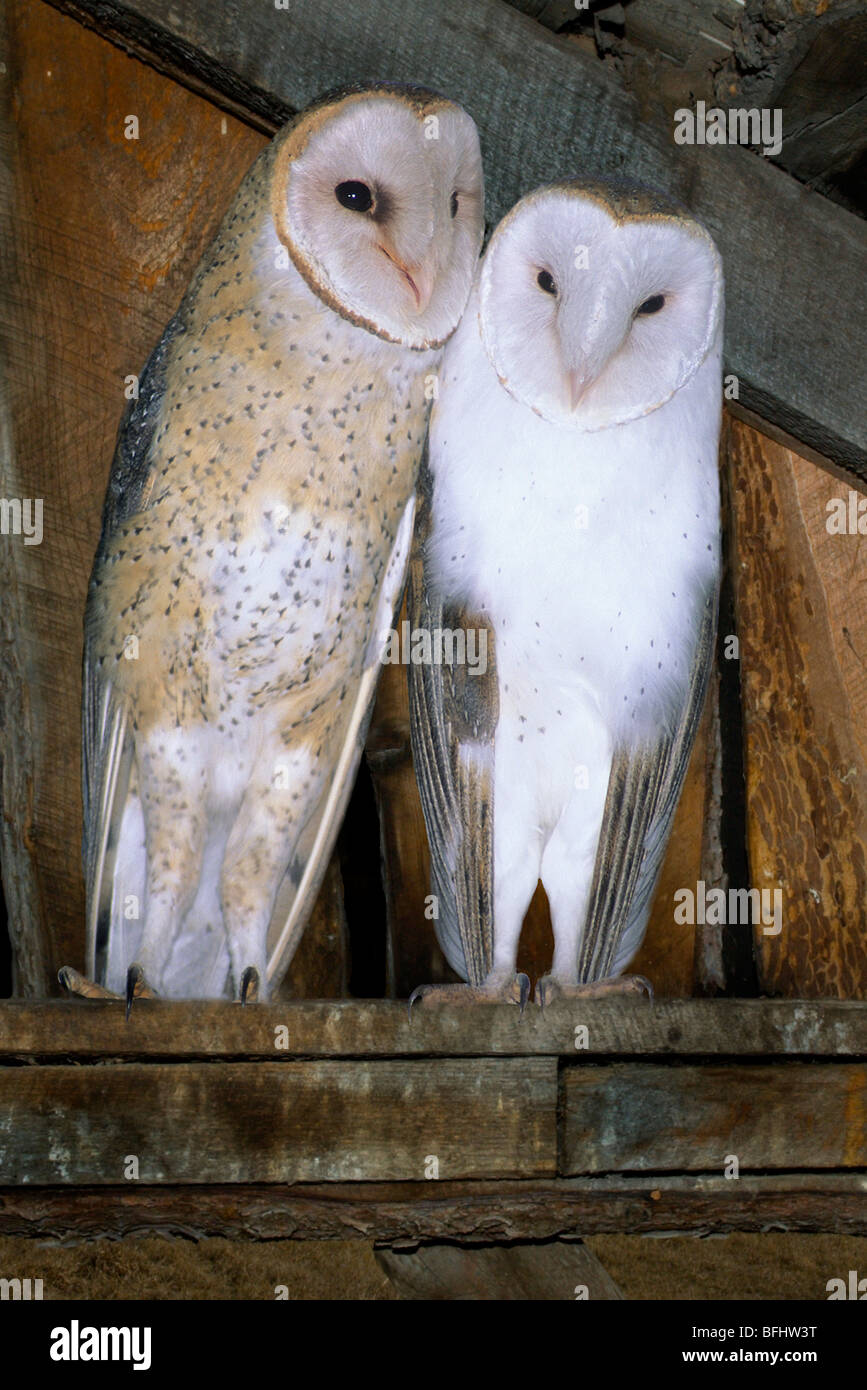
[429,353,721,745]
[211,497,394,707]
[92,289,433,736]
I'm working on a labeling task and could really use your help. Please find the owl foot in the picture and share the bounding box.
[239,967,260,1005]
[58,966,121,1001]
[535,973,653,1007]
[125,963,156,1020]
[408,973,531,1019]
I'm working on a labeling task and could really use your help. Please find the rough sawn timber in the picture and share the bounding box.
[1,1175,866,1242]
[2,998,867,1057]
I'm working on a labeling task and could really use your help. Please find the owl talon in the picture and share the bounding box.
[516,972,532,1014]
[408,975,532,1018]
[58,966,121,1001]
[407,985,428,1019]
[240,967,260,1005]
[536,973,654,1007]
[125,962,154,1020]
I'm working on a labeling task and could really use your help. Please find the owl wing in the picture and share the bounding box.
[575,584,719,983]
[407,449,499,987]
[266,491,417,992]
[83,314,186,983]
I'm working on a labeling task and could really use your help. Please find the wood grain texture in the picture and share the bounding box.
[44,0,867,475]
[509,0,744,108]
[3,998,867,1057]
[516,0,867,215]
[562,1062,867,1174]
[727,416,867,997]
[714,0,867,205]
[0,0,347,994]
[0,1058,556,1183]
[375,1238,625,1299]
[2,1174,866,1241]
[274,856,349,1000]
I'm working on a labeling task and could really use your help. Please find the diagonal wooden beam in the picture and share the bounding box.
[43,0,867,479]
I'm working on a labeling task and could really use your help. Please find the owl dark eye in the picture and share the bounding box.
[537,270,557,296]
[450,191,459,218]
[335,181,374,213]
[636,294,666,315]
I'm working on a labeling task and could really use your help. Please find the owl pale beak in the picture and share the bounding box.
[566,367,593,412]
[377,240,434,314]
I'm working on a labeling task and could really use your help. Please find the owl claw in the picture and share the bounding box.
[516,972,532,1014]
[408,974,532,1017]
[58,966,120,1001]
[407,985,427,1019]
[240,967,260,1005]
[536,973,654,1006]
[125,962,154,1020]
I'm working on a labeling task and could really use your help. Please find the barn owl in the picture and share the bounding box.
[61,85,484,1009]
[409,181,722,1007]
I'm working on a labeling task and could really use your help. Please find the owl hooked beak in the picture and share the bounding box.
[566,367,594,412]
[377,235,435,314]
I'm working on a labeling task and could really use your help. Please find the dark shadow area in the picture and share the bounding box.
[339,757,387,999]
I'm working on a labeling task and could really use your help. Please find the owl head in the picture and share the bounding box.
[478,181,724,430]
[271,85,484,350]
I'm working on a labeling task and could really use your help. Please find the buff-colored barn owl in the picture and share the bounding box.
[409,181,722,1007]
[61,85,484,1009]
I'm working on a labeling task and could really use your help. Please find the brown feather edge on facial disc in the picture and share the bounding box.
[270,83,466,351]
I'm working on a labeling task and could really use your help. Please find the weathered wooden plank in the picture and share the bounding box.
[375,1238,625,1299]
[726,417,867,998]
[562,1062,867,1174]
[2,1174,866,1241]
[0,1058,556,1184]
[3,998,867,1057]
[714,0,867,207]
[46,0,867,476]
[514,0,867,218]
[510,0,743,104]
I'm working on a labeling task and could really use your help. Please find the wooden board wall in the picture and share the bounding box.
[727,416,867,998]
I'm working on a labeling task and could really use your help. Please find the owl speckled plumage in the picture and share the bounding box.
[69,85,484,1005]
[409,181,722,1008]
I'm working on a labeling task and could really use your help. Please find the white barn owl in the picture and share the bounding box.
[409,181,722,1006]
[63,85,484,1008]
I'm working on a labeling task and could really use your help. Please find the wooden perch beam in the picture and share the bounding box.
[2,998,867,1058]
[45,0,867,478]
